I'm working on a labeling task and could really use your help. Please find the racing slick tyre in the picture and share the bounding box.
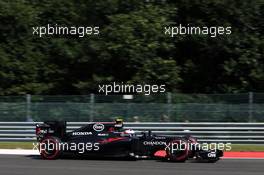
[39,136,62,160]
[166,139,189,162]
[185,135,198,158]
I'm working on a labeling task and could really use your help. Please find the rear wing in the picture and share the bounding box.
[36,121,66,141]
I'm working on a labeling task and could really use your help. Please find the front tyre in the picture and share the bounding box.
[166,140,189,162]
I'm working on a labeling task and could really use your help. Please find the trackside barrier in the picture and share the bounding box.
[0,122,264,144]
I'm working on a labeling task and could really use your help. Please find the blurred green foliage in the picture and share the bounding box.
[0,0,263,95]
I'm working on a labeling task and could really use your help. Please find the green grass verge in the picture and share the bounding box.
[0,142,34,149]
[0,142,263,152]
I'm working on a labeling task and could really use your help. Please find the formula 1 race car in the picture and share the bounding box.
[35,119,223,162]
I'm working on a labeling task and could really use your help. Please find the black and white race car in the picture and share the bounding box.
[36,119,223,162]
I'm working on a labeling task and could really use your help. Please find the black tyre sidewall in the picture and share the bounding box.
[167,140,189,162]
[39,136,61,160]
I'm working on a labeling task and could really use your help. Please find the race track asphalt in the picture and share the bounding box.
[0,155,263,175]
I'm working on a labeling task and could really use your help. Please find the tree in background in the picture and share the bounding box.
[0,0,263,95]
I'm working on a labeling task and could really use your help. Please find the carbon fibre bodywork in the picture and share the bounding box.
[36,120,223,162]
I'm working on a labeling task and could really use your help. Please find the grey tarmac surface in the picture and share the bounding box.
[0,155,263,175]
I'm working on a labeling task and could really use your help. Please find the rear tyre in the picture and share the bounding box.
[166,140,189,162]
[39,136,62,160]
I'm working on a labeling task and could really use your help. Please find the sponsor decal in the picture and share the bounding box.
[38,130,47,134]
[38,130,54,134]
[143,141,166,146]
[93,123,104,132]
[208,152,216,157]
[98,133,109,136]
[72,132,92,136]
